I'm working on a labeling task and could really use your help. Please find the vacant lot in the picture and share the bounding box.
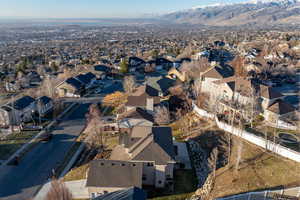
[211,136,300,199]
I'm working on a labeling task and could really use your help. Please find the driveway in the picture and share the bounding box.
[0,103,90,200]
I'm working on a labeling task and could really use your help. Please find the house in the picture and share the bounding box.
[0,96,36,127]
[146,76,175,97]
[26,71,42,86]
[56,77,84,97]
[74,72,96,89]
[110,126,176,188]
[125,85,161,112]
[128,57,146,73]
[264,100,296,123]
[94,187,146,200]
[117,108,154,128]
[36,96,53,116]
[94,65,111,79]
[155,58,173,71]
[5,81,20,92]
[86,160,143,199]
[199,64,234,94]
[259,85,284,110]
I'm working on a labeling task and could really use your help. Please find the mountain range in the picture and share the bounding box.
[163,0,300,26]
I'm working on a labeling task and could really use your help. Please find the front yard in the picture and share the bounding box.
[0,131,39,160]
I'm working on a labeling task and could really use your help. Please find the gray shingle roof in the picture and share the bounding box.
[86,160,143,188]
[110,126,175,165]
[94,187,146,200]
[8,96,35,110]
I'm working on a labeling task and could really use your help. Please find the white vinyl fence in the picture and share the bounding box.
[193,103,300,163]
[217,186,300,200]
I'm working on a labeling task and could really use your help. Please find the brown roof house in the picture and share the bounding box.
[86,160,143,199]
[117,107,154,128]
[198,63,234,96]
[125,85,160,113]
[259,85,284,110]
[110,126,176,188]
[264,99,296,123]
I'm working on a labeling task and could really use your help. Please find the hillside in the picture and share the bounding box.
[163,0,300,26]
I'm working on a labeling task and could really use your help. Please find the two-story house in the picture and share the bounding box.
[109,126,176,188]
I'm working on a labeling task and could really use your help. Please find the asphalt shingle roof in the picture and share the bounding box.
[94,187,146,200]
[86,160,143,188]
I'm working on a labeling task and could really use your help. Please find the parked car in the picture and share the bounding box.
[39,133,53,142]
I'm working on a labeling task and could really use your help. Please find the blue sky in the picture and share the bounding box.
[0,0,248,18]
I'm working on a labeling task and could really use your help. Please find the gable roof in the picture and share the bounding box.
[86,160,143,188]
[8,96,35,110]
[94,65,111,73]
[146,77,175,94]
[75,72,95,85]
[110,126,175,165]
[267,100,295,115]
[132,85,159,97]
[94,187,146,200]
[37,96,52,105]
[126,94,160,108]
[260,85,283,99]
[65,77,83,90]
[202,65,234,79]
[118,107,154,122]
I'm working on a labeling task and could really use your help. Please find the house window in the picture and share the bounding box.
[147,163,153,167]
[158,180,162,184]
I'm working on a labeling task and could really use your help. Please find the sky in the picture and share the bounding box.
[0,0,249,18]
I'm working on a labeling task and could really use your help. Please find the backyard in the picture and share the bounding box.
[211,136,300,199]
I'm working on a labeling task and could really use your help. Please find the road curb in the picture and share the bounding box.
[1,102,77,166]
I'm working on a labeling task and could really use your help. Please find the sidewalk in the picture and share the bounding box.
[1,102,77,166]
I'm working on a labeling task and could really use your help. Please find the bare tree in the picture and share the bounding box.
[180,58,210,80]
[123,75,135,94]
[46,179,72,200]
[154,106,170,125]
[234,138,243,173]
[230,55,246,77]
[86,104,104,146]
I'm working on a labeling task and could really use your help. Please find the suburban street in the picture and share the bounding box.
[0,103,90,200]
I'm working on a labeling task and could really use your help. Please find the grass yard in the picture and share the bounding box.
[63,163,89,182]
[211,136,300,199]
[0,131,39,160]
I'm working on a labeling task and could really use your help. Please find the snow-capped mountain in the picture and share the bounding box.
[163,0,300,26]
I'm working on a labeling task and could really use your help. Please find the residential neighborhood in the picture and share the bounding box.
[0,1,300,200]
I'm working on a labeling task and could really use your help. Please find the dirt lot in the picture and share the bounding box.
[211,136,300,199]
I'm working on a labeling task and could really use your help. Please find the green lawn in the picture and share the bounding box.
[0,131,39,160]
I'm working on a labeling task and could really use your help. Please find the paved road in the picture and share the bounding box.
[0,103,90,200]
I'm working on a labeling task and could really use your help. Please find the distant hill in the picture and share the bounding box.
[163,0,300,26]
